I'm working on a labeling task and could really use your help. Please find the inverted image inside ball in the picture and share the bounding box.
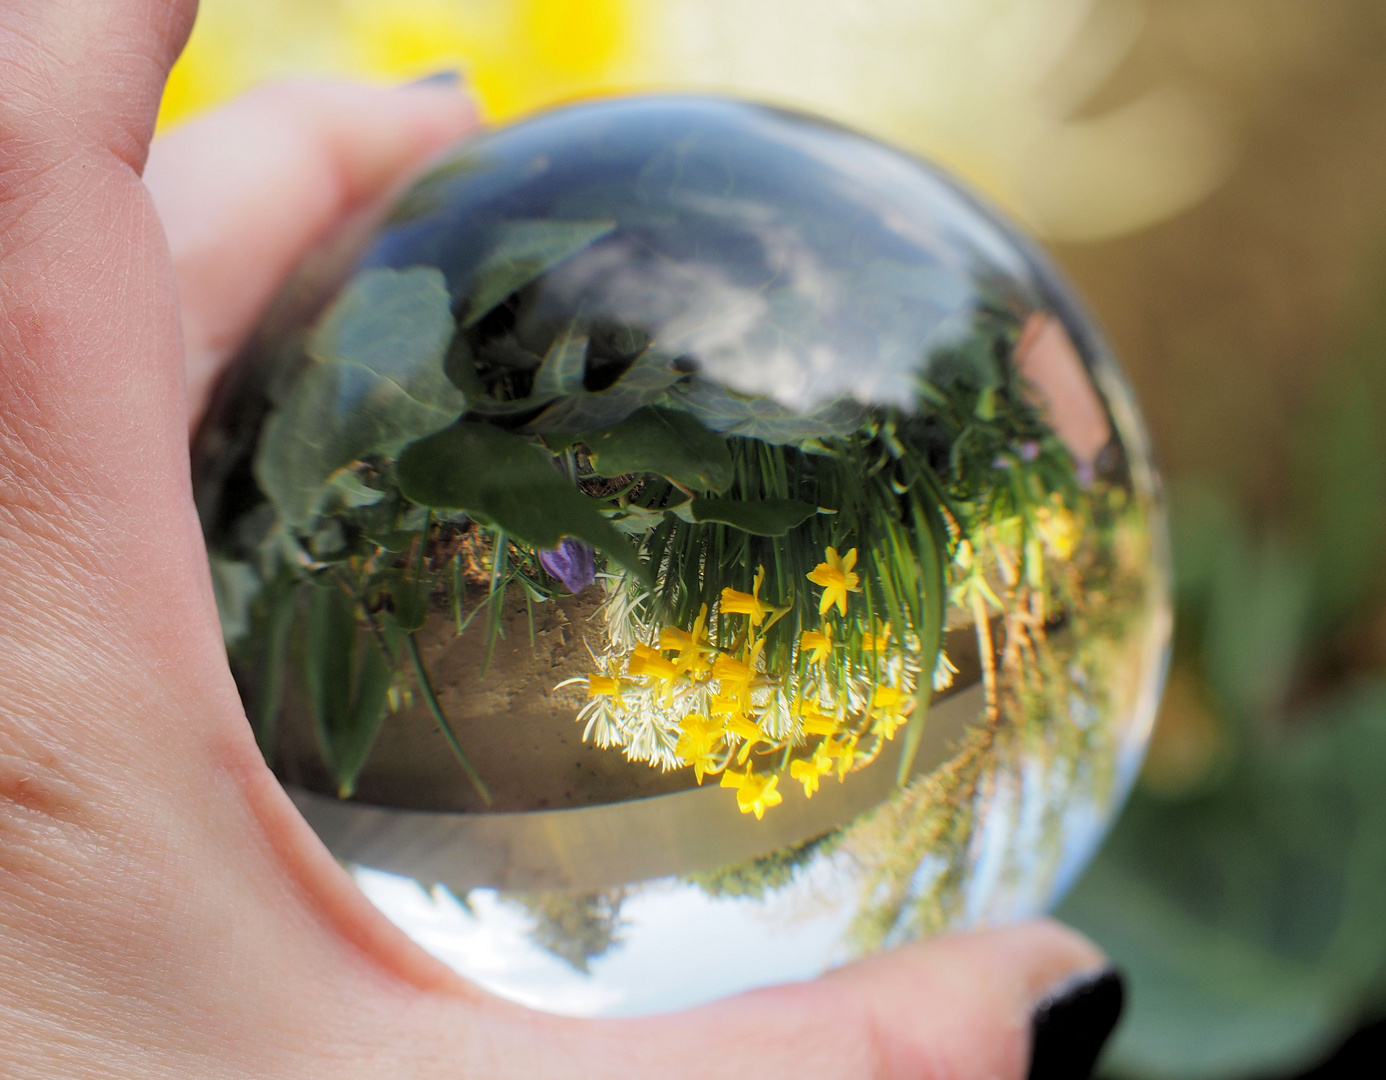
[192,94,1170,1017]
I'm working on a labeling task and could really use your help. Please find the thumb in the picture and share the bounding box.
[496,920,1118,1080]
[0,1,229,763]
[0,0,196,169]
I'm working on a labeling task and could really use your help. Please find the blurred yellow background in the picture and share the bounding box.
[161,0,1239,243]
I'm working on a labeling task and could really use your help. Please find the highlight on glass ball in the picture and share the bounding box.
[193,95,1170,1016]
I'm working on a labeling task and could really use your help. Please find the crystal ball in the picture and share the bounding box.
[193,95,1170,1016]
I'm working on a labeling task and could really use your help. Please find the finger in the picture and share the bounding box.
[614,920,1109,1080]
[0,1,216,714]
[0,0,195,170]
[143,78,479,427]
[378,919,1108,1080]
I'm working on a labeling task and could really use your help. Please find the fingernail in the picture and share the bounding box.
[1027,967,1125,1080]
[407,69,464,89]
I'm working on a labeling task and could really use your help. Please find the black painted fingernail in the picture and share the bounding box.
[1027,967,1125,1080]
[407,70,463,89]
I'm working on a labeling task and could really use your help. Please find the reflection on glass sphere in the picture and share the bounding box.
[193,96,1170,1017]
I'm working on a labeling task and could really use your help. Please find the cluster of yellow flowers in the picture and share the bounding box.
[576,547,921,819]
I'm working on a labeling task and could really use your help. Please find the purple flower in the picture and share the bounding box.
[539,538,596,594]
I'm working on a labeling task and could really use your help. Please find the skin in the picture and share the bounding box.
[0,2,1107,1076]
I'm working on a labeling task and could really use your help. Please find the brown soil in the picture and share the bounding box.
[275,587,701,813]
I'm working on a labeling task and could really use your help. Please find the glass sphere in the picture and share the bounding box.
[193,95,1170,1017]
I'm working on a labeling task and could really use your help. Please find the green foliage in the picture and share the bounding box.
[518,348,689,432]
[304,582,394,798]
[212,238,1075,818]
[682,495,818,535]
[459,219,615,327]
[671,378,865,443]
[502,889,627,973]
[686,831,842,900]
[584,406,733,493]
[255,268,464,531]
[396,420,646,581]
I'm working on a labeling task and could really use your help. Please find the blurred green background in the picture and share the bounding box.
[165,2,1386,1076]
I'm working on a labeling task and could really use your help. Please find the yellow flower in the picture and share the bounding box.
[1035,501,1078,560]
[824,735,859,780]
[799,625,834,664]
[871,686,910,711]
[670,605,715,678]
[790,746,835,797]
[720,767,747,789]
[676,714,722,783]
[861,622,892,651]
[724,713,762,742]
[735,769,783,819]
[794,697,839,736]
[871,685,916,741]
[660,627,694,652]
[721,567,771,625]
[708,693,743,718]
[628,642,678,684]
[587,675,625,704]
[807,547,861,617]
[712,652,754,703]
[725,713,770,764]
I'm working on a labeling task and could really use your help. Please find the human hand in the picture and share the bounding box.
[0,3,1121,1077]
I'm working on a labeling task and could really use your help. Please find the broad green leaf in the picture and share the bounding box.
[603,502,670,536]
[396,422,647,581]
[305,583,393,798]
[460,219,615,327]
[385,153,484,225]
[326,471,386,509]
[443,332,485,397]
[584,407,732,492]
[530,324,588,400]
[686,497,818,536]
[255,268,464,531]
[522,349,688,433]
[376,569,430,632]
[364,529,416,553]
[671,379,865,444]
[311,267,459,393]
[249,573,299,763]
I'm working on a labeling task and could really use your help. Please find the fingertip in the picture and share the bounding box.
[815,920,1110,1079]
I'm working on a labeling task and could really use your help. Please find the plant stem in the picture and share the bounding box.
[405,631,493,806]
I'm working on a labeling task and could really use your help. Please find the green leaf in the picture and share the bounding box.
[325,471,386,509]
[304,584,393,798]
[375,569,430,632]
[521,348,688,432]
[443,331,485,398]
[686,496,819,536]
[530,323,588,400]
[461,219,615,327]
[250,573,300,764]
[255,268,464,531]
[671,378,865,444]
[584,407,732,492]
[365,529,418,553]
[396,421,647,581]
